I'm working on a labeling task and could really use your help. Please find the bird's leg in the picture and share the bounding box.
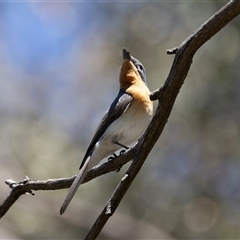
[112,140,129,150]
[108,140,129,160]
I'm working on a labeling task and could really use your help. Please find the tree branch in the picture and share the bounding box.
[0,146,137,218]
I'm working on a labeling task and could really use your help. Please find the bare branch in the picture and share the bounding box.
[0,146,137,218]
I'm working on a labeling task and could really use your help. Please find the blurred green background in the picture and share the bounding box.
[0,2,240,239]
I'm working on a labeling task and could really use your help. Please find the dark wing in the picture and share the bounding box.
[79,89,133,169]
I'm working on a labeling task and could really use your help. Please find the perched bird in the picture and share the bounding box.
[60,48,153,215]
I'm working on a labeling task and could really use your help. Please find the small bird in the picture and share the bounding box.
[60,48,153,215]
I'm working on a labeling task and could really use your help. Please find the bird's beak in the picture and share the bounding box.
[122,48,131,61]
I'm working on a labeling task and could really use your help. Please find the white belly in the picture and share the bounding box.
[88,106,152,168]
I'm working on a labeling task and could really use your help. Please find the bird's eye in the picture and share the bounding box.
[138,64,143,71]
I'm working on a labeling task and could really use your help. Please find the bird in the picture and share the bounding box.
[60,48,153,215]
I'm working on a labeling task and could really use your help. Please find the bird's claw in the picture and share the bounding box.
[108,153,118,162]
[120,149,126,155]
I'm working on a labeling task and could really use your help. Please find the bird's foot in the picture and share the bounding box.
[108,149,127,172]
[108,149,126,162]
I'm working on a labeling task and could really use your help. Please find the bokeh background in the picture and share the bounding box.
[0,1,240,239]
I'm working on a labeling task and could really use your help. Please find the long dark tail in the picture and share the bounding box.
[60,159,89,215]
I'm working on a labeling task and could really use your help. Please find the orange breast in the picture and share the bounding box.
[119,58,153,116]
[126,83,153,117]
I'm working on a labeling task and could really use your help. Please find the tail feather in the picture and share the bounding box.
[60,159,89,215]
